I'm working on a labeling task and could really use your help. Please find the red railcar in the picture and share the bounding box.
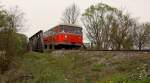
[43,24,83,49]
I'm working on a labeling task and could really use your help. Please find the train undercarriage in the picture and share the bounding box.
[44,44,81,50]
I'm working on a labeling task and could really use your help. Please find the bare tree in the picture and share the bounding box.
[7,6,25,31]
[61,4,80,24]
[133,23,150,50]
[110,10,135,50]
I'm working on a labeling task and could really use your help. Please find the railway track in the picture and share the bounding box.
[49,49,150,52]
[82,50,150,52]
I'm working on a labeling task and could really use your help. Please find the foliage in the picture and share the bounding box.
[82,3,117,50]
[12,51,150,83]
[82,3,150,50]
[0,10,8,28]
[0,5,26,83]
[91,63,105,72]
[15,33,28,55]
[110,10,135,50]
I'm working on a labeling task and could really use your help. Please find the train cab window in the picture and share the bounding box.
[69,27,74,33]
[67,27,82,34]
[60,25,70,33]
[64,27,68,33]
[74,27,82,34]
[60,25,82,34]
[59,26,65,33]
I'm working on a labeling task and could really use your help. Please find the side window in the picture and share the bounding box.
[49,30,52,35]
[60,26,64,33]
[44,29,54,36]
[50,29,55,35]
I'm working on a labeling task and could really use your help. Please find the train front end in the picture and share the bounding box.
[54,25,83,49]
[43,24,83,49]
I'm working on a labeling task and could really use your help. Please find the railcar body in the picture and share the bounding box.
[43,24,83,49]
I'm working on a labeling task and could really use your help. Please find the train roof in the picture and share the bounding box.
[44,24,82,33]
[59,24,82,28]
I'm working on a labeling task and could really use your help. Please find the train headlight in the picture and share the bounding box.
[64,35,67,38]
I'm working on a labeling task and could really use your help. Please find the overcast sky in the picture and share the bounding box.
[1,0,150,40]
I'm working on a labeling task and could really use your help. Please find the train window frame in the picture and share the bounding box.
[77,28,82,34]
[59,25,65,33]
[59,25,82,34]
[44,28,56,37]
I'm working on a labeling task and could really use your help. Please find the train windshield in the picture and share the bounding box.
[60,25,82,34]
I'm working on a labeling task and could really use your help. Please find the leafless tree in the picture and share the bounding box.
[61,4,80,24]
[133,23,150,50]
[7,6,25,31]
[110,10,135,50]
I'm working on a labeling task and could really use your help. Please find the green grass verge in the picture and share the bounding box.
[16,51,150,83]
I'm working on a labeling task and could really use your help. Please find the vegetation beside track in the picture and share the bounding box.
[16,51,150,83]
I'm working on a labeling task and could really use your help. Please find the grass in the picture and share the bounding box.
[16,51,150,83]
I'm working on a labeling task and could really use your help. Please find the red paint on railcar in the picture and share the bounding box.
[43,24,83,49]
[54,33,82,46]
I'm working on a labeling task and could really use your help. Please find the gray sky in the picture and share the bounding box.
[1,0,150,42]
